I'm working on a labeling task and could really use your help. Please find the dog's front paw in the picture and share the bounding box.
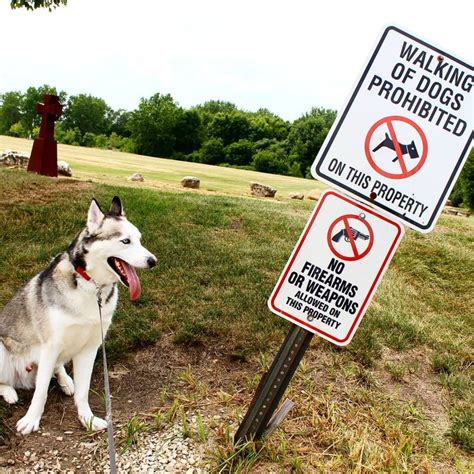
[79,414,108,432]
[16,414,41,435]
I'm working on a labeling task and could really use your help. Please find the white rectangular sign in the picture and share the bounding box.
[312,25,473,233]
[268,191,404,346]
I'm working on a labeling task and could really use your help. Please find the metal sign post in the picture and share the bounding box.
[234,324,313,443]
[235,191,404,443]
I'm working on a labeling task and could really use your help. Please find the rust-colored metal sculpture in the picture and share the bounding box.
[27,94,63,177]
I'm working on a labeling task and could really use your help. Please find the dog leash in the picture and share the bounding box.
[96,288,118,474]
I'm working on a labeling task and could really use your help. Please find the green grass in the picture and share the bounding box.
[0,135,325,199]
[0,167,473,470]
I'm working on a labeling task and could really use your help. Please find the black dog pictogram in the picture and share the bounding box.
[372,132,419,163]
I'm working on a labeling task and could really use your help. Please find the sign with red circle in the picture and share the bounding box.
[268,191,404,346]
[327,214,374,261]
[365,116,428,179]
[311,27,473,233]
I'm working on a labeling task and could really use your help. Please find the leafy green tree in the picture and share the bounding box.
[288,107,336,175]
[225,140,254,166]
[249,109,289,142]
[173,109,203,154]
[129,93,181,157]
[109,109,132,137]
[62,94,112,137]
[451,148,474,210]
[194,100,237,115]
[460,149,474,210]
[0,91,23,135]
[21,85,66,135]
[208,112,251,146]
[10,0,66,10]
[199,138,225,165]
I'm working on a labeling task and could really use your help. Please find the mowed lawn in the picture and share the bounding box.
[0,136,326,199]
[0,167,473,471]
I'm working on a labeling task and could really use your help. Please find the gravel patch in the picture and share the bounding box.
[100,417,210,473]
[6,416,210,473]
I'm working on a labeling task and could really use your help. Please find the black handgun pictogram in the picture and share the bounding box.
[332,227,369,243]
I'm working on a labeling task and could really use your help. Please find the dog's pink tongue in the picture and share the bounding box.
[121,260,141,301]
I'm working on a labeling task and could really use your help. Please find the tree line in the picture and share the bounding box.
[0,85,336,178]
[1,85,472,208]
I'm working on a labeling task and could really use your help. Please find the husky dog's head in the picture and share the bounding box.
[73,196,157,300]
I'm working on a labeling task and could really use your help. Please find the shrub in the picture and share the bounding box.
[449,183,464,207]
[225,139,253,166]
[8,121,25,137]
[199,138,225,165]
[450,148,474,209]
[82,132,97,147]
[60,127,82,146]
[95,134,108,148]
[186,151,202,163]
[288,161,303,177]
[118,137,136,153]
[253,149,289,175]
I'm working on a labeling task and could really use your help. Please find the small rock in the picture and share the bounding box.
[64,431,74,435]
[128,172,144,182]
[307,189,322,201]
[250,182,277,198]
[41,432,50,437]
[56,436,63,441]
[57,160,72,177]
[0,150,29,168]
[181,176,200,189]
[289,192,304,200]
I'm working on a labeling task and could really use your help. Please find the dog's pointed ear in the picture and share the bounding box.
[87,199,105,232]
[109,196,124,217]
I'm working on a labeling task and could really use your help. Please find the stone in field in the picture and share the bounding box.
[181,176,200,189]
[0,150,29,168]
[307,189,322,201]
[57,160,72,177]
[128,172,144,182]
[250,182,276,198]
[289,192,304,200]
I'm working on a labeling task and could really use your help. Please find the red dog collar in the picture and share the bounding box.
[75,266,92,281]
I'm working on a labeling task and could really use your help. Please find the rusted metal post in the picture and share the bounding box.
[27,94,63,177]
[234,324,313,443]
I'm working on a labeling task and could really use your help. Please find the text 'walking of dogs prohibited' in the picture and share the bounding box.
[268,191,404,346]
[311,25,473,233]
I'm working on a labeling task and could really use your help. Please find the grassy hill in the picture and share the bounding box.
[0,143,472,471]
[0,136,325,199]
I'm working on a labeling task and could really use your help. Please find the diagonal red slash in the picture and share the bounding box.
[342,217,359,258]
[386,120,408,175]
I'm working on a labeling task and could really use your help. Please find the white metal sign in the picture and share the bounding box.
[312,25,473,233]
[268,191,404,346]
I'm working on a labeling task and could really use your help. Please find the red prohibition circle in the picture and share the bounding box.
[365,115,428,179]
[327,214,374,261]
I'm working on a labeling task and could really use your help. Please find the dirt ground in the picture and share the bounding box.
[0,335,248,472]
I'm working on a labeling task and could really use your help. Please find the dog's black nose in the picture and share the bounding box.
[147,257,157,268]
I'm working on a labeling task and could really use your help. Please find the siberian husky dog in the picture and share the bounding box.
[0,197,156,435]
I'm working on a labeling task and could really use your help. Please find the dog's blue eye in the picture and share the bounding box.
[121,238,131,244]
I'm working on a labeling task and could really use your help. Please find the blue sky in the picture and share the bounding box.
[0,0,471,121]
